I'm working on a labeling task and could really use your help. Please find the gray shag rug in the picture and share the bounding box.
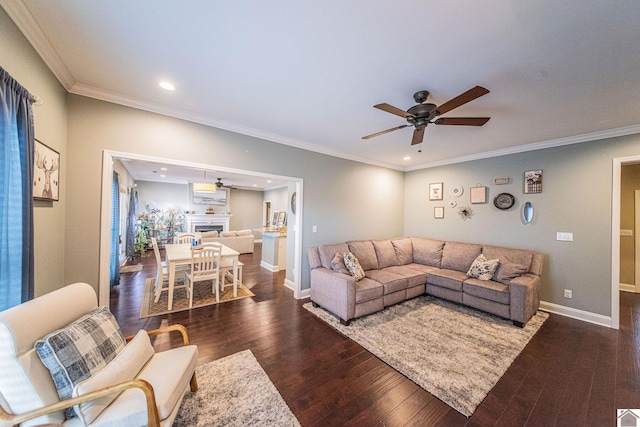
[174,350,300,426]
[304,295,548,417]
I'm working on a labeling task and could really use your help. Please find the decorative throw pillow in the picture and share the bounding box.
[35,307,126,418]
[494,257,529,285]
[73,329,155,425]
[331,252,350,275]
[343,251,365,281]
[467,254,500,281]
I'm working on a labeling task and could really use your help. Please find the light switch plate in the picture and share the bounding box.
[556,232,573,241]
[621,229,633,236]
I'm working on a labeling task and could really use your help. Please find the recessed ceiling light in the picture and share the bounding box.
[159,81,176,91]
[403,156,411,161]
[160,174,166,178]
[267,180,272,183]
[160,167,167,171]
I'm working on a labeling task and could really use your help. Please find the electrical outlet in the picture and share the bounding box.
[557,232,574,241]
[312,225,317,233]
[621,229,633,236]
[564,289,572,298]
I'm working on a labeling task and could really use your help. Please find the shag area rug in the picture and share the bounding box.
[175,349,300,426]
[304,295,548,416]
[139,277,254,318]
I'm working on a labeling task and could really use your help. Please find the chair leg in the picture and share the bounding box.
[190,372,198,392]
[188,279,193,308]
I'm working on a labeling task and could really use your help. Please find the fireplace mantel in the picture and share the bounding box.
[185,214,232,233]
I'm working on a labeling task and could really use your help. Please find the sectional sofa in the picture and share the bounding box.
[307,237,543,327]
[199,229,255,254]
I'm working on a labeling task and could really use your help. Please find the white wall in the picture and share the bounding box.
[0,8,68,297]
[135,181,189,214]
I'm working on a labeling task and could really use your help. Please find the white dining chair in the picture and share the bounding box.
[184,243,222,306]
[152,237,189,305]
[175,232,196,244]
[219,259,244,294]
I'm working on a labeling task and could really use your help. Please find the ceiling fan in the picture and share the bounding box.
[215,178,225,189]
[362,86,491,146]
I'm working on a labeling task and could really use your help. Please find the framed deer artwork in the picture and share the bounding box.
[33,139,60,201]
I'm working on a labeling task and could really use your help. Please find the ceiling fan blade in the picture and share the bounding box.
[434,86,489,116]
[362,124,410,139]
[411,127,425,145]
[434,117,490,126]
[374,103,413,118]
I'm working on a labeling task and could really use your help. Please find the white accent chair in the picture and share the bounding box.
[185,244,222,306]
[0,282,198,426]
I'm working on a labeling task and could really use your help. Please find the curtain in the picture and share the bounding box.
[126,189,137,260]
[109,171,120,288]
[0,67,35,311]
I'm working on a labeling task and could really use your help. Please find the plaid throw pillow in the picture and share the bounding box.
[35,307,125,418]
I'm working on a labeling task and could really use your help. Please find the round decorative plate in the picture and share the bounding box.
[450,185,463,197]
[493,193,515,210]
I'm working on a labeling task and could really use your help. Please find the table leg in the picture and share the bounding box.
[233,257,238,298]
[168,261,176,310]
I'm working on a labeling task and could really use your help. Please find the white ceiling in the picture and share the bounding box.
[4,1,640,173]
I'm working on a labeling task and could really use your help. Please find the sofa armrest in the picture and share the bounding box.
[0,378,160,427]
[509,273,541,324]
[310,268,357,322]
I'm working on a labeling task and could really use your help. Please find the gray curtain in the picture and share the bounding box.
[0,66,35,310]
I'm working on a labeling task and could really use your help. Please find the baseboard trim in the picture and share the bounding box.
[620,283,637,293]
[539,300,612,328]
[260,260,279,272]
[298,287,311,299]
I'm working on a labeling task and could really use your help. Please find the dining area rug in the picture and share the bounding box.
[304,295,548,417]
[140,277,254,318]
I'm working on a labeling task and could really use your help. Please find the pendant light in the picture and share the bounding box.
[193,170,217,193]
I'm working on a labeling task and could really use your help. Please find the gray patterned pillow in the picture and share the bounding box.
[35,307,126,418]
[467,254,500,281]
[343,251,365,281]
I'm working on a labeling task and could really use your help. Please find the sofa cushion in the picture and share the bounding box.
[355,278,384,303]
[237,229,253,236]
[347,240,379,271]
[373,240,398,269]
[482,245,533,272]
[412,237,445,267]
[494,257,529,285]
[381,265,426,288]
[406,263,442,275]
[318,243,349,269]
[344,252,365,281]
[220,231,237,237]
[441,241,482,272]
[391,238,413,265]
[467,254,500,281]
[331,252,350,275]
[365,270,408,294]
[73,329,155,424]
[35,307,126,417]
[426,269,469,291]
[463,279,510,305]
[200,231,219,238]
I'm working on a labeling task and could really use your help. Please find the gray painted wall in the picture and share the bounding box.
[228,189,264,231]
[405,134,640,317]
[65,95,405,293]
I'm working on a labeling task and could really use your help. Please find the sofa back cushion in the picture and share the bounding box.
[318,243,349,269]
[412,237,445,267]
[482,245,534,272]
[220,231,237,237]
[237,229,253,236]
[200,231,218,238]
[441,241,482,272]
[347,240,378,271]
[372,240,398,269]
[391,238,413,265]
[307,246,322,269]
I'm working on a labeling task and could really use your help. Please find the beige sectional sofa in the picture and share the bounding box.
[199,229,255,254]
[307,237,543,327]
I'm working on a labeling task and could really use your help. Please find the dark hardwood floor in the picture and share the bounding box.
[110,244,640,426]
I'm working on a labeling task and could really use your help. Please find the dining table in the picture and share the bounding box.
[164,242,240,310]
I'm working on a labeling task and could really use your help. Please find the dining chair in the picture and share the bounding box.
[175,232,196,244]
[152,237,189,305]
[184,243,222,307]
[219,259,244,294]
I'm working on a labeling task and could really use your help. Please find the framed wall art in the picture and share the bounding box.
[470,186,487,204]
[429,182,443,201]
[434,206,445,219]
[33,139,60,201]
[524,170,543,193]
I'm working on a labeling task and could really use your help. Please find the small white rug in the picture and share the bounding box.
[304,295,548,417]
[175,350,300,426]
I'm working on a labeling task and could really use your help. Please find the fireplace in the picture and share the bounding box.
[195,225,224,233]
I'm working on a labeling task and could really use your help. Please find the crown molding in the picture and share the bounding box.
[69,83,405,172]
[405,124,640,172]
[0,0,76,89]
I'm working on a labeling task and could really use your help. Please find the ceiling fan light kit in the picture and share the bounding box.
[362,86,491,147]
[193,171,218,193]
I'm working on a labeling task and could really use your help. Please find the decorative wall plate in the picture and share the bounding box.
[450,185,463,197]
[493,193,515,210]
